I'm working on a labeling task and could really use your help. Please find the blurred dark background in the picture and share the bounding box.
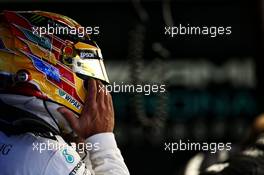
[0,0,263,174]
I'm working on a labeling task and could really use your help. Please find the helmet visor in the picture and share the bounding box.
[72,57,109,84]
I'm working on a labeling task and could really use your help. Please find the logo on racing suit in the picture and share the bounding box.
[69,161,85,175]
[0,143,12,155]
[62,148,74,163]
[58,89,81,110]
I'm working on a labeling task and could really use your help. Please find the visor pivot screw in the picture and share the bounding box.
[77,62,82,67]
[15,70,30,82]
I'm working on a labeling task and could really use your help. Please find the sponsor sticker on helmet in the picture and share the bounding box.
[58,89,81,110]
[80,51,96,59]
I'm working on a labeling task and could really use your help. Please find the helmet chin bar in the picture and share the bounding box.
[3,82,48,100]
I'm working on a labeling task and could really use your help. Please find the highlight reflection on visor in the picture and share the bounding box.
[72,57,109,83]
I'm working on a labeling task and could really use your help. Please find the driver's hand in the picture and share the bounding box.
[58,79,114,139]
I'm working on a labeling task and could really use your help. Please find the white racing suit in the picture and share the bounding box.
[0,94,129,175]
[0,131,130,175]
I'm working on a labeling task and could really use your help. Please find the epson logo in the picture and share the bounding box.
[80,51,95,58]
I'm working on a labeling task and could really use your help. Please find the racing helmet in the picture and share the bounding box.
[0,11,109,134]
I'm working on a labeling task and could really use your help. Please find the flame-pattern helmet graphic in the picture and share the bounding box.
[0,11,109,114]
